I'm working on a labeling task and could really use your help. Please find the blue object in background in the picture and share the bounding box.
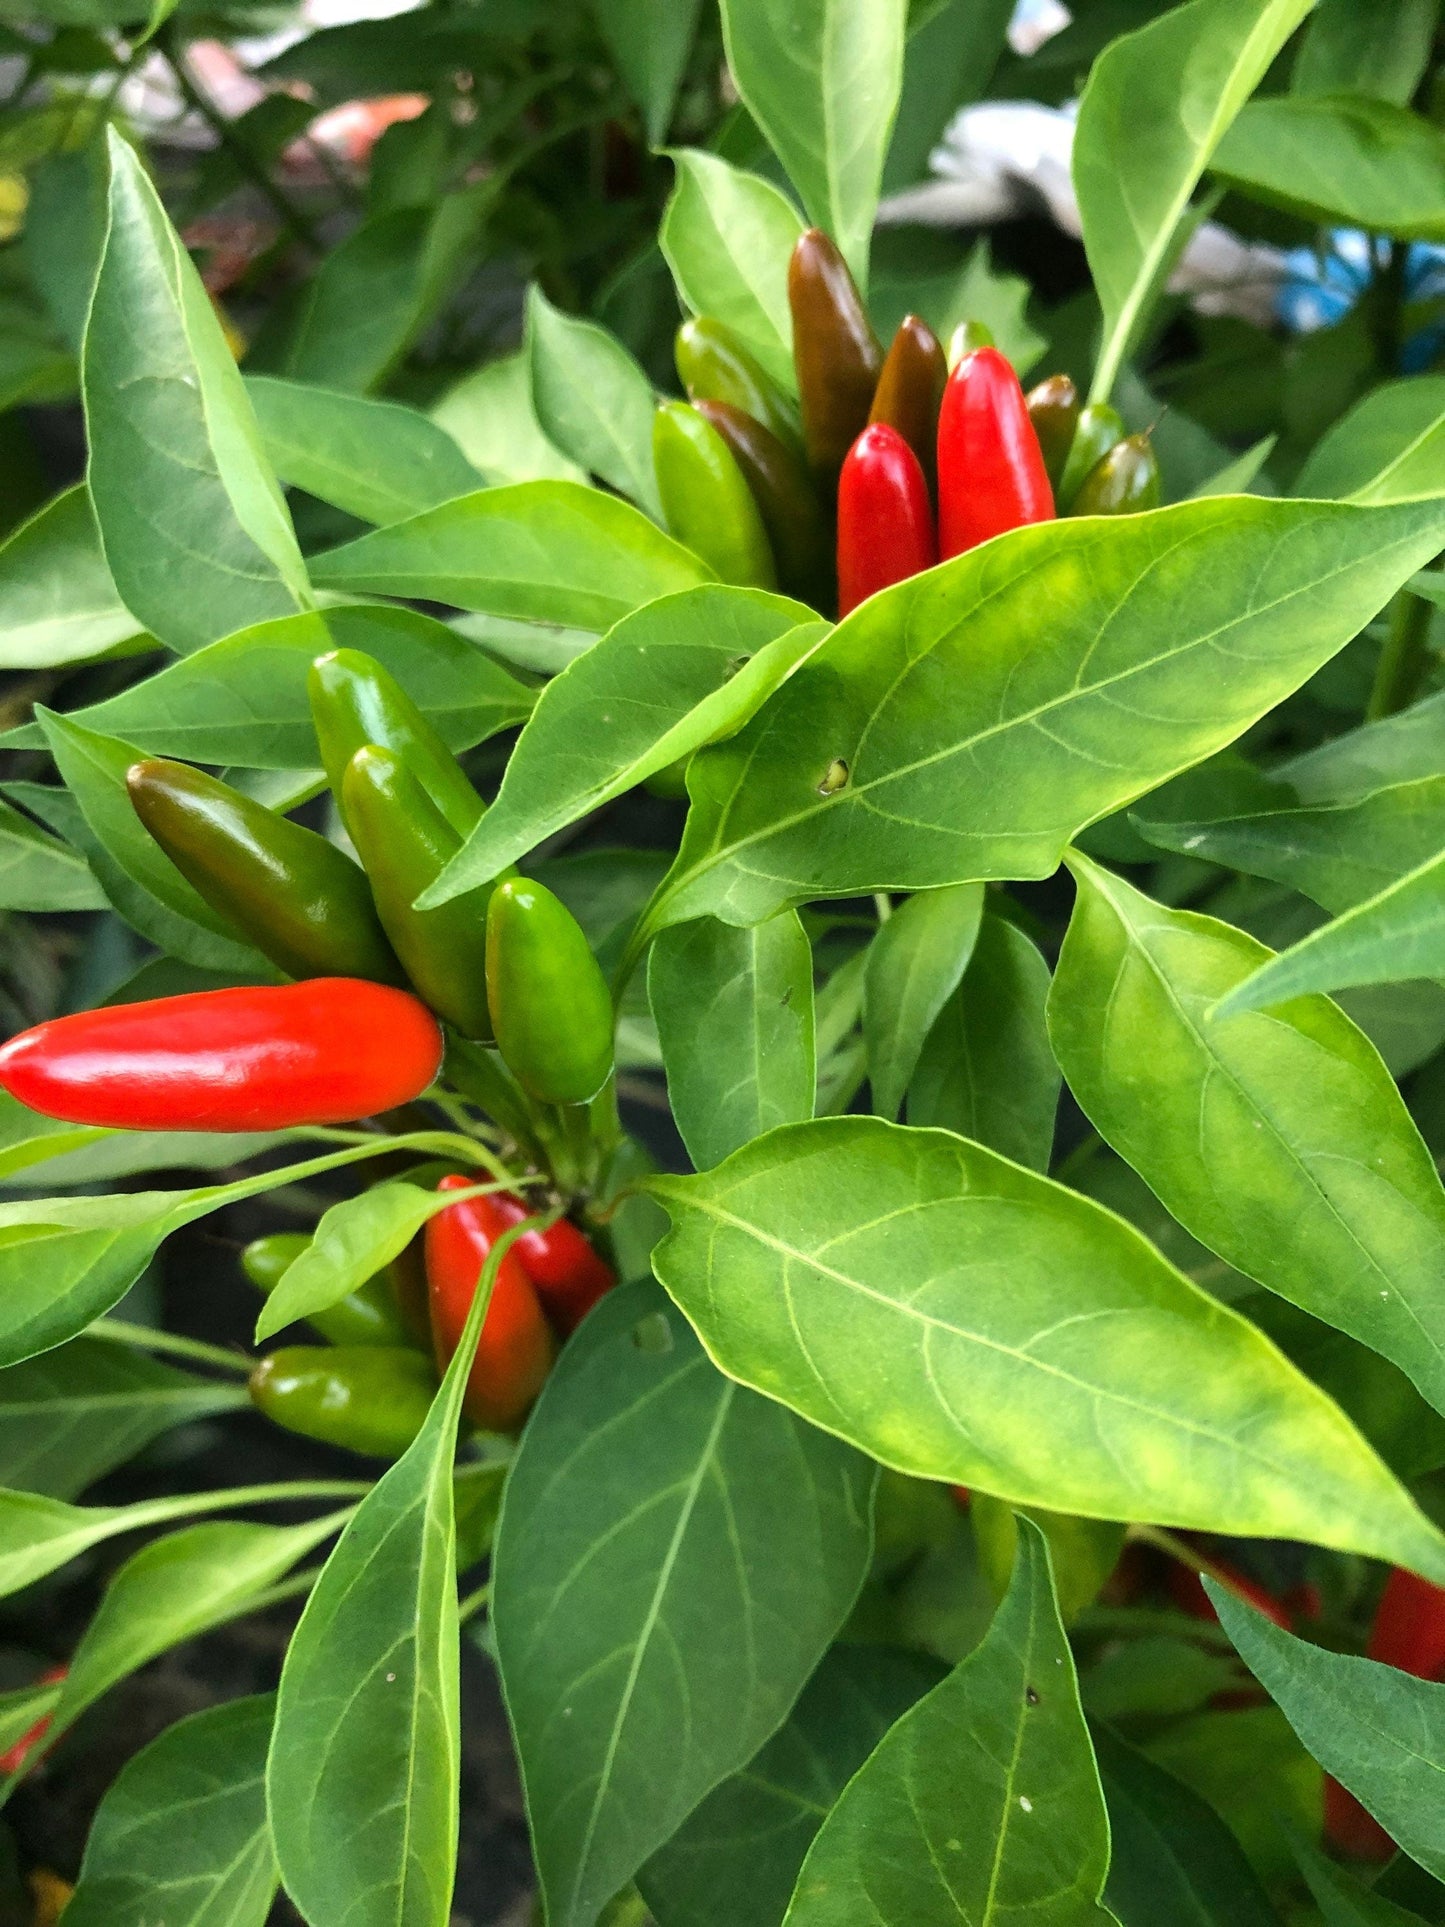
[1277,228,1445,371]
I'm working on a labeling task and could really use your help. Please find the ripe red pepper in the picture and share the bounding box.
[0,980,443,1132]
[936,345,1055,559]
[836,424,937,618]
[1367,1567,1445,1678]
[0,1665,65,1776]
[1323,1777,1395,1863]
[424,1175,555,1430]
[1166,1558,1293,1630]
[453,1187,616,1335]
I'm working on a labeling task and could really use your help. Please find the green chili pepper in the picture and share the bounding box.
[676,317,803,453]
[242,1232,415,1348]
[309,649,484,841]
[342,745,495,1040]
[693,398,831,606]
[127,758,402,986]
[869,314,947,494]
[1024,374,1080,495]
[652,401,778,590]
[1058,402,1125,510]
[1069,433,1161,516]
[947,319,995,368]
[486,876,614,1105]
[788,228,882,488]
[249,1345,438,1457]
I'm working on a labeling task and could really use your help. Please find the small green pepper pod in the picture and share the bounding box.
[1058,401,1125,510]
[693,399,831,607]
[342,745,495,1041]
[868,314,947,495]
[946,318,994,367]
[309,648,484,841]
[127,758,402,986]
[241,1232,415,1348]
[788,229,882,488]
[486,876,614,1105]
[676,317,803,453]
[249,1345,438,1458]
[1069,433,1161,516]
[653,401,778,590]
[1024,374,1080,495]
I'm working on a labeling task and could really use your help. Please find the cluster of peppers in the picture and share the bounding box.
[0,648,619,1450]
[653,227,1160,621]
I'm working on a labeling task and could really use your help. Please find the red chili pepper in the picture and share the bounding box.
[1167,1559,1293,1630]
[936,345,1055,559]
[424,1175,555,1430]
[836,424,937,618]
[0,981,443,1133]
[0,1665,65,1776]
[1367,1567,1445,1678]
[453,1188,616,1335]
[1324,1777,1395,1863]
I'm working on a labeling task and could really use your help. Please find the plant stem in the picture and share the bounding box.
[120,1479,371,1533]
[88,1318,253,1377]
[1367,588,1434,722]
[457,1578,491,1624]
[1128,1520,1242,1597]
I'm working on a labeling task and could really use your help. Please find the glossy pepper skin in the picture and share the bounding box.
[788,228,881,487]
[425,1175,555,1429]
[694,399,830,606]
[309,649,484,841]
[1057,401,1125,509]
[1024,374,1080,494]
[242,1231,414,1348]
[675,317,802,452]
[869,314,947,492]
[937,347,1055,558]
[1069,433,1160,516]
[486,877,614,1106]
[836,424,937,618]
[458,1188,616,1334]
[343,745,494,1040]
[0,979,443,1131]
[652,402,778,590]
[127,758,402,987]
[250,1345,437,1458]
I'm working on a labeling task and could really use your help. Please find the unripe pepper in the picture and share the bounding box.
[868,314,947,495]
[486,877,614,1106]
[0,979,443,1131]
[652,402,778,590]
[788,228,881,487]
[947,318,994,367]
[456,1188,616,1334]
[1057,401,1125,510]
[342,745,494,1040]
[1069,433,1160,516]
[693,399,830,606]
[309,649,484,841]
[837,424,937,618]
[675,317,803,453]
[127,758,402,987]
[937,346,1055,558]
[242,1232,414,1348]
[425,1175,555,1429]
[249,1345,437,1457]
[1024,373,1080,494]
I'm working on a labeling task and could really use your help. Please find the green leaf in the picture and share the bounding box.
[643,497,1445,934]
[1074,0,1312,404]
[0,1336,246,1499]
[493,1280,875,1927]
[718,0,905,289]
[783,1519,1114,1925]
[65,1696,278,1927]
[0,1094,286,1187]
[425,590,817,901]
[1049,853,1445,1422]
[648,1116,1445,1573]
[1295,376,1445,503]
[650,911,816,1168]
[883,0,1013,192]
[1142,1703,1321,1887]
[870,236,1046,379]
[527,286,661,516]
[906,911,1059,1172]
[661,151,804,391]
[863,885,983,1123]
[308,480,713,629]
[1277,689,1445,804]
[1189,434,1278,499]
[0,1482,287,1601]
[639,1645,944,1927]
[255,1179,461,1341]
[592,0,702,144]
[429,350,586,485]
[1292,0,1438,106]
[0,486,142,671]
[83,131,308,654]
[1292,1835,1431,1926]
[245,375,483,526]
[0,797,104,911]
[1214,96,1445,244]
[1209,1582,1445,1881]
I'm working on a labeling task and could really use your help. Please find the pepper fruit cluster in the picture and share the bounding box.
[653,225,1160,621]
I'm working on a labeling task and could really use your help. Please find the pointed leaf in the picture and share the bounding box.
[0,486,141,671]
[661,152,803,391]
[592,0,703,146]
[527,287,661,516]
[1295,376,1445,503]
[863,884,983,1123]
[0,798,104,912]
[1277,689,1445,806]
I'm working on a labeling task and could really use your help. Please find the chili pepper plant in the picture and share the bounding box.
[3,0,1445,1920]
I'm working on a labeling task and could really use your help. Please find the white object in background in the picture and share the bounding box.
[1008,0,1072,57]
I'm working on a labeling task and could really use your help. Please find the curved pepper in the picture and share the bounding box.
[425,1174,555,1429]
[868,314,947,495]
[1057,401,1125,510]
[676,317,802,452]
[0,979,443,1131]
[788,228,881,487]
[693,399,830,606]
[837,424,937,618]
[937,346,1055,558]
[128,758,401,987]
[1069,433,1160,516]
[454,1187,616,1334]
[486,876,614,1106]
[250,1345,437,1457]
[242,1231,414,1348]
[343,745,494,1040]
[309,649,484,840]
[1024,374,1080,494]
[652,401,778,590]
